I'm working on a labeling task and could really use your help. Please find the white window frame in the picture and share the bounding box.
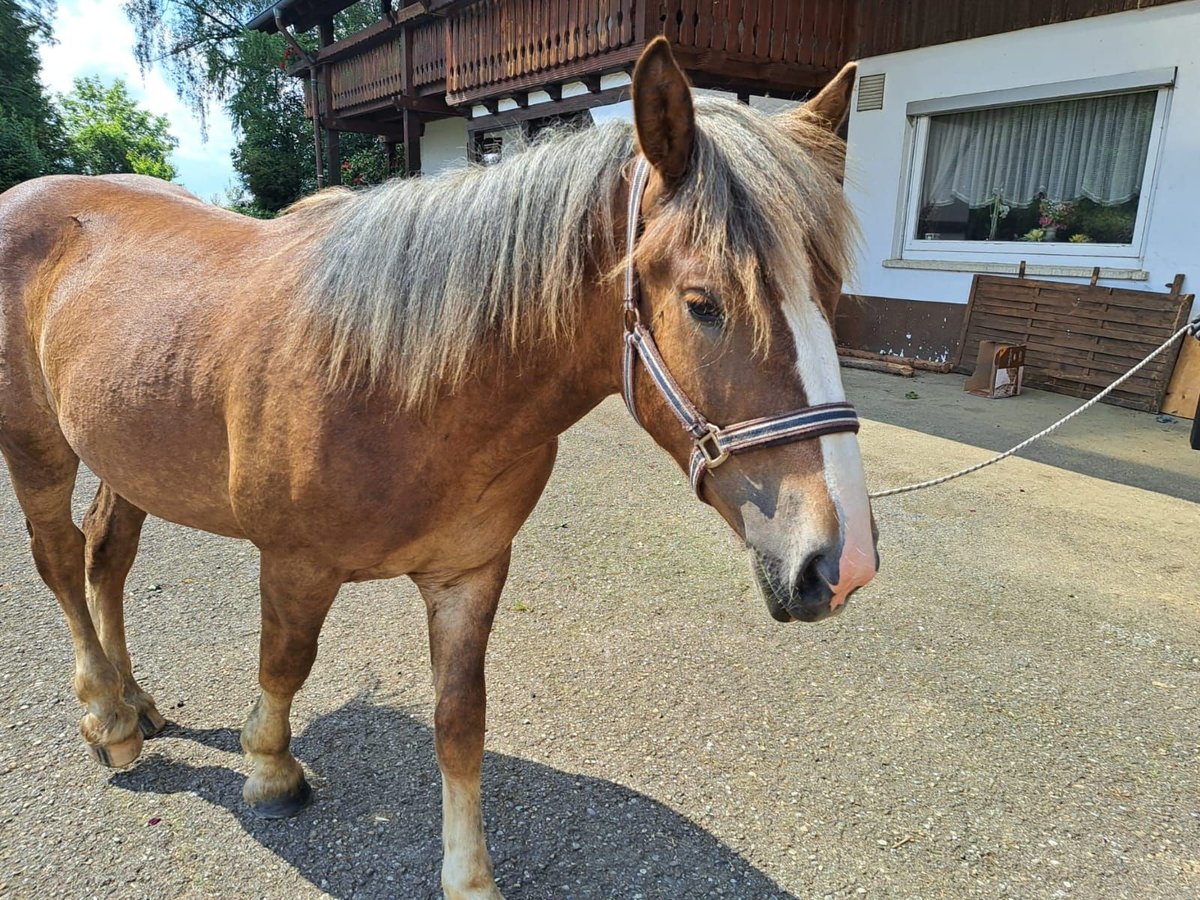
[897,70,1174,267]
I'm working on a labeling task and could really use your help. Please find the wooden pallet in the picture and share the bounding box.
[953,272,1193,412]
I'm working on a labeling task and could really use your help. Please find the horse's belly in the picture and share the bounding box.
[52,365,244,538]
[65,421,244,537]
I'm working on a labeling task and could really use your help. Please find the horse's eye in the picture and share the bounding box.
[685,292,724,326]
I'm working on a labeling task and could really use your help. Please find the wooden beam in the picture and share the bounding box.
[402,108,421,175]
[318,17,335,47]
[392,93,460,116]
[445,45,642,105]
[466,85,630,132]
[324,115,405,138]
[581,74,602,93]
[318,17,336,184]
[300,7,430,70]
[326,127,341,185]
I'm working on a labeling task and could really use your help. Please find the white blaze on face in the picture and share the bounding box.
[781,282,878,609]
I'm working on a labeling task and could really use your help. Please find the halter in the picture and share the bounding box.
[621,156,861,499]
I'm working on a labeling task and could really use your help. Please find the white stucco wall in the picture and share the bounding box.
[421,117,470,176]
[844,1,1200,316]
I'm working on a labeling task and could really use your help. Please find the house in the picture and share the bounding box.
[249,0,1199,414]
[840,0,1199,403]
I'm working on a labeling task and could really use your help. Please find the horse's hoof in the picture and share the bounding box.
[85,728,144,769]
[137,709,168,738]
[247,776,312,819]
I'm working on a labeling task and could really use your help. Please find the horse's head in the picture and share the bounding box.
[623,39,876,623]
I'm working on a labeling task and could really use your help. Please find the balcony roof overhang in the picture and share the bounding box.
[246,0,360,34]
[247,0,469,34]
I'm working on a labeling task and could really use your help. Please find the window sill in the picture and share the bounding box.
[882,258,1149,281]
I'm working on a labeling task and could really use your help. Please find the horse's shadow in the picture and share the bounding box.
[112,696,796,899]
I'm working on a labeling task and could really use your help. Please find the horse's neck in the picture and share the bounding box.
[496,302,624,443]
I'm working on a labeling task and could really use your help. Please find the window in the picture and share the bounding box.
[901,74,1171,262]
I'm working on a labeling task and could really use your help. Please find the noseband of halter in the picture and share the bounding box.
[620,156,861,500]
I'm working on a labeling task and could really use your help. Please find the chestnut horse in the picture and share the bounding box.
[0,40,875,898]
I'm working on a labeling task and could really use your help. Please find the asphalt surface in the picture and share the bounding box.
[0,378,1197,899]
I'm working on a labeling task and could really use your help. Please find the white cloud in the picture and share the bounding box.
[38,0,239,202]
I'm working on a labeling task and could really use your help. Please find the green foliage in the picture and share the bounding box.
[341,143,390,187]
[0,112,47,188]
[1067,198,1138,244]
[58,77,177,179]
[0,0,66,191]
[125,1,385,209]
[227,29,311,210]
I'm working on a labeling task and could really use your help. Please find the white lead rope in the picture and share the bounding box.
[869,316,1200,500]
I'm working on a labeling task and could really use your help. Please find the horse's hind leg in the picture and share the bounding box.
[82,482,166,738]
[239,551,342,817]
[0,437,144,768]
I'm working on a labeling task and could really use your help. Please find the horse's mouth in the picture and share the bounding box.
[751,552,844,624]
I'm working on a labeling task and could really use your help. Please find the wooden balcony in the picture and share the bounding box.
[304,1,855,121]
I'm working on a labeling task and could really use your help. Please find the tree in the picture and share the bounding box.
[126,1,389,211]
[59,77,178,179]
[0,0,65,191]
[227,29,312,212]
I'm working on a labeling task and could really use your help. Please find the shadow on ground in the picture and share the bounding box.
[112,696,795,900]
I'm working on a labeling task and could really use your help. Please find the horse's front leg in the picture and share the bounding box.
[415,548,511,900]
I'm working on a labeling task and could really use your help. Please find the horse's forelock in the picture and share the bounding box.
[648,99,856,353]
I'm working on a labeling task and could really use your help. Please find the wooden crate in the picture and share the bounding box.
[953,273,1193,412]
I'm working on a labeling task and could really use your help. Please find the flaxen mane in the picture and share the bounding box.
[291,99,854,406]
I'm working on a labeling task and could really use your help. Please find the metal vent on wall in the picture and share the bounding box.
[857,73,885,111]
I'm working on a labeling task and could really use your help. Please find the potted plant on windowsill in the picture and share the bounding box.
[1038,199,1074,242]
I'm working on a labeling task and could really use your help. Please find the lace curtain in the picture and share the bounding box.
[919,90,1157,210]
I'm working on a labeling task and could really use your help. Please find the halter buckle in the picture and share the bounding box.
[695,425,729,468]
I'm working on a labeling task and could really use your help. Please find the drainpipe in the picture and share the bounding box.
[274,6,325,189]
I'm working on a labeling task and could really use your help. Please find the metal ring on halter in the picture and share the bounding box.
[619,156,860,501]
[696,425,730,468]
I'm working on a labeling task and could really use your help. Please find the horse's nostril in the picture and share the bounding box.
[794,551,838,605]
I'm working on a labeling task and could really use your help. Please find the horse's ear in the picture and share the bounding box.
[632,37,694,184]
[792,62,858,133]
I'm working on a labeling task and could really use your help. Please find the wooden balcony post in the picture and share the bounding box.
[403,109,422,175]
[319,17,341,186]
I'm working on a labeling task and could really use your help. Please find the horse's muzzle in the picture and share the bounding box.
[751,548,847,623]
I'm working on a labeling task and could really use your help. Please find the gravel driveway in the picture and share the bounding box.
[1,382,1197,899]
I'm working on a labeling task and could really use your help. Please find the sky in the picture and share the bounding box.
[37,0,239,202]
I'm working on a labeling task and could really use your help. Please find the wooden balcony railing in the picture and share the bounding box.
[315,0,856,118]
[411,19,446,88]
[446,0,639,97]
[658,1,856,71]
[329,37,404,111]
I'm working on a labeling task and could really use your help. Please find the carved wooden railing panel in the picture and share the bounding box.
[412,19,446,87]
[446,0,638,94]
[329,37,404,110]
[658,0,855,70]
